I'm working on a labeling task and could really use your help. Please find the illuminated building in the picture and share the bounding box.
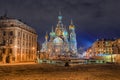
[85,39,114,62]
[86,38,120,63]
[91,39,114,55]
[40,12,77,59]
[85,47,92,59]
[113,38,120,54]
[113,38,120,63]
[0,15,37,63]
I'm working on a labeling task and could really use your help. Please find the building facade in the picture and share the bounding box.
[112,38,120,63]
[91,39,114,56]
[0,15,37,63]
[113,38,120,54]
[86,38,120,63]
[40,13,77,59]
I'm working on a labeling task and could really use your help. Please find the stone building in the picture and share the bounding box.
[112,38,120,63]
[86,38,120,63]
[91,39,114,56]
[0,15,37,63]
[113,38,120,54]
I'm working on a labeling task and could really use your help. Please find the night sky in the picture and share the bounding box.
[0,0,120,49]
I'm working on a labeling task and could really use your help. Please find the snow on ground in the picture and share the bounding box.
[0,63,120,80]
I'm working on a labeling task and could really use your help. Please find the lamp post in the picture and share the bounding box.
[48,49,50,57]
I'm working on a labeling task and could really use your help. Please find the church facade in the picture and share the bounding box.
[40,13,77,59]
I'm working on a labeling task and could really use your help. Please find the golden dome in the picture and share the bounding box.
[45,32,48,39]
[69,24,75,29]
[69,19,75,29]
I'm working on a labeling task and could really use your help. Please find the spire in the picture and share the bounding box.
[45,32,48,41]
[59,11,61,16]
[69,19,75,29]
[52,26,54,32]
[64,25,66,30]
[4,10,7,17]
[0,10,8,19]
[70,19,73,25]
[58,11,62,23]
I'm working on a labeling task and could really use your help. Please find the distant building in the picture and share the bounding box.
[86,38,120,63]
[91,39,114,55]
[113,38,120,54]
[113,38,120,63]
[0,15,37,63]
[85,47,92,59]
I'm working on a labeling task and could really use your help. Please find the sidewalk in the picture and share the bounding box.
[0,62,36,66]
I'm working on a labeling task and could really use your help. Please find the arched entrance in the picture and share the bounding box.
[6,55,10,63]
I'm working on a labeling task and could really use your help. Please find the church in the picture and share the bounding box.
[40,12,77,59]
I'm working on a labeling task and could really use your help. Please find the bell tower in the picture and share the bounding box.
[69,19,77,54]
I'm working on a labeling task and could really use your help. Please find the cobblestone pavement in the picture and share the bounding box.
[0,64,120,80]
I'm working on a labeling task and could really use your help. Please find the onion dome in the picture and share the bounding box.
[63,28,68,37]
[69,19,75,29]
[50,26,56,37]
[45,32,48,40]
[50,32,56,37]
[58,11,62,22]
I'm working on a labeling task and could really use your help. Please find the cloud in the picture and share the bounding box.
[0,0,120,48]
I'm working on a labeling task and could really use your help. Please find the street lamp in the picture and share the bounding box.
[48,49,50,52]
[14,45,17,48]
[32,47,35,50]
[55,49,58,52]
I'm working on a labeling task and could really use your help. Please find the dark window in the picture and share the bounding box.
[17,40,19,45]
[98,45,99,47]
[10,40,12,44]
[11,24,14,27]
[23,34,25,39]
[26,35,28,40]
[17,49,20,53]
[2,40,6,45]
[23,41,25,46]
[103,45,105,47]
[9,48,12,53]
[2,48,5,53]
[103,42,105,44]
[18,32,21,36]
[3,31,6,36]
[9,31,13,36]
[29,36,31,40]
[97,42,99,44]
